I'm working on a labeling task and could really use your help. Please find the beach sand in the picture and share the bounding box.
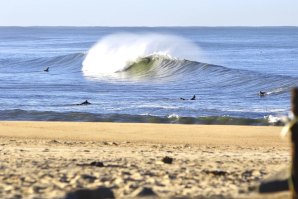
[0,122,291,198]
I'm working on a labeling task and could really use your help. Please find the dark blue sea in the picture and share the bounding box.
[0,27,297,125]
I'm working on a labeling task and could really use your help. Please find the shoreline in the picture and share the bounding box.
[0,121,291,198]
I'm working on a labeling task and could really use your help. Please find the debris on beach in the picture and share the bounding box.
[162,156,173,164]
[134,187,158,197]
[203,169,228,176]
[48,140,60,144]
[259,167,289,193]
[90,161,105,167]
[65,186,115,199]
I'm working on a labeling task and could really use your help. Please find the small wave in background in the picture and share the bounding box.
[0,109,272,126]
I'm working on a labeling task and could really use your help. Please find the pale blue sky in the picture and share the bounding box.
[0,0,297,26]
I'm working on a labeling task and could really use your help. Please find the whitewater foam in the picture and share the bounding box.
[265,115,288,125]
[82,33,203,77]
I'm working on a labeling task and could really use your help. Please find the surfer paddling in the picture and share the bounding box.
[259,91,267,97]
[180,95,197,100]
[77,100,91,105]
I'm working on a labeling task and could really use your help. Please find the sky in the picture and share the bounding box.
[0,0,297,26]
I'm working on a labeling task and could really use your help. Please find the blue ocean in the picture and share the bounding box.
[0,27,297,125]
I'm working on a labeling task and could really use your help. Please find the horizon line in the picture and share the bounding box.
[0,25,297,28]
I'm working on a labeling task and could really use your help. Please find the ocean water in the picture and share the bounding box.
[0,27,297,125]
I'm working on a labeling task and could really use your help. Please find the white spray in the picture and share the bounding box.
[82,33,203,77]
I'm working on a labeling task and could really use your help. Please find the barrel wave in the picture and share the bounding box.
[82,33,204,78]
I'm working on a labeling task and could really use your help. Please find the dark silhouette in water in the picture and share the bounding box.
[77,100,91,105]
[259,91,267,97]
[180,95,196,100]
[44,67,49,72]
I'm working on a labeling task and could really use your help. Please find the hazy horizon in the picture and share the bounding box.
[1,0,297,27]
[1,25,298,27]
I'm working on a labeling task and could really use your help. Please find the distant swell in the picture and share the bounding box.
[0,52,85,73]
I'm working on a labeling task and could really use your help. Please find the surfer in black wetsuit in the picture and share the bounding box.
[180,95,196,100]
[259,91,266,97]
[44,67,49,72]
[77,100,91,105]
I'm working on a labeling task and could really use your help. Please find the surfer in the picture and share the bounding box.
[77,100,91,105]
[259,91,267,97]
[180,95,196,100]
[44,67,49,72]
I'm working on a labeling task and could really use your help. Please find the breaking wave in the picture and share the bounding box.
[80,33,298,95]
[0,109,276,126]
[82,33,204,78]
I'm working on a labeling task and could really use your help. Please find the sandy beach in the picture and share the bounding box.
[0,122,291,198]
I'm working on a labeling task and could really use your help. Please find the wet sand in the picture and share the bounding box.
[0,122,291,198]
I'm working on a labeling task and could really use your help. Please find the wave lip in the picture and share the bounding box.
[82,33,203,79]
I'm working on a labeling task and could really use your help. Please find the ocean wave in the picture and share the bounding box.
[80,33,298,96]
[82,33,204,77]
[116,54,207,79]
[1,33,297,96]
[0,109,280,126]
[1,50,297,97]
[0,52,85,73]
